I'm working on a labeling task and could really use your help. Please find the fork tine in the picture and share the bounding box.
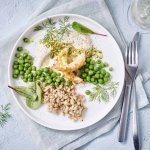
[128,42,132,65]
[135,41,138,65]
[125,45,129,64]
[131,41,135,64]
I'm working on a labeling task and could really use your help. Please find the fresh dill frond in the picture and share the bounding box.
[0,103,11,127]
[90,82,119,102]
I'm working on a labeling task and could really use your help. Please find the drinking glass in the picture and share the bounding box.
[131,0,150,29]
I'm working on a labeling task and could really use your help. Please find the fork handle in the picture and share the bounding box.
[132,81,140,150]
[118,84,131,142]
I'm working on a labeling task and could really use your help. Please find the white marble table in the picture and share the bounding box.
[0,0,150,150]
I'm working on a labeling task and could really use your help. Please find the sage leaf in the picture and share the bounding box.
[26,82,42,109]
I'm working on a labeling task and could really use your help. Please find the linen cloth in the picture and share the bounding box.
[0,0,149,149]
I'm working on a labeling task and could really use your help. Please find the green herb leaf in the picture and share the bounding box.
[8,83,42,109]
[90,82,119,102]
[26,83,42,109]
[0,103,11,127]
[8,85,37,100]
[72,21,94,34]
[72,21,107,36]
[34,25,43,31]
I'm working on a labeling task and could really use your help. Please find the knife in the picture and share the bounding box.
[118,46,132,142]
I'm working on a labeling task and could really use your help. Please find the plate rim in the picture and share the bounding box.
[8,13,125,131]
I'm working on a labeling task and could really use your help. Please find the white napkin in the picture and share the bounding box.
[0,0,149,149]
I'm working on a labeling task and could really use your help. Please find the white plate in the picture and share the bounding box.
[8,14,125,130]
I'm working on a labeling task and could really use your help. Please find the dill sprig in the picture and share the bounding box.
[0,103,11,127]
[57,16,71,39]
[90,82,119,102]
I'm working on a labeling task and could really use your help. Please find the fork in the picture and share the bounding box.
[126,32,140,150]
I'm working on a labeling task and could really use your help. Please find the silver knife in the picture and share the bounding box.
[118,66,132,142]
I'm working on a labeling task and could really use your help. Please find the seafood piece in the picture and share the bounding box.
[55,47,86,72]
[63,72,83,84]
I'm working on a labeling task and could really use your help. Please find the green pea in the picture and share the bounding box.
[32,66,36,71]
[86,58,91,63]
[89,65,94,70]
[27,55,32,60]
[14,69,19,75]
[94,67,99,72]
[55,82,60,86]
[82,73,87,78]
[19,65,24,71]
[15,53,20,58]
[40,77,45,82]
[104,77,109,83]
[49,69,53,74]
[105,72,110,78]
[51,72,57,77]
[28,73,33,78]
[28,78,33,82]
[43,67,49,73]
[25,59,30,63]
[20,71,24,75]
[56,78,61,83]
[99,74,103,79]
[95,74,100,78]
[12,74,18,79]
[66,80,72,87]
[47,79,52,84]
[101,69,106,75]
[104,62,108,67]
[96,59,101,64]
[96,70,101,74]
[23,37,30,43]
[53,77,57,82]
[88,70,94,76]
[45,75,51,80]
[18,58,24,63]
[41,73,45,77]
[32,72,36,77]
[94,80,98,84]
[51,82,55,87]
[13,64,18,69]
[85,90,91,95]
[25,63,31,67]
[57,72,61,76]
[86,76,90,82]
[60,77,64,82]
[17,47,23,52]
[23,52,28,58]
[27,67,32,72]
[36,76,41,80]
[25,70,31,74]
[85,68,89,73]
[13,61,19,65]
[109,67,113,71]
[90,60,95,65]
[36,70,42,75]
[98,79,104,84]
[91,78,95,82]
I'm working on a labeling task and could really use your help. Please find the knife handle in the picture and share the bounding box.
[118,84,131,142]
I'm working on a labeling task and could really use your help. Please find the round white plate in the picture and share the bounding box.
[8,14,125,130]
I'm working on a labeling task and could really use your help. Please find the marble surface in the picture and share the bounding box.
[0,0,150,150]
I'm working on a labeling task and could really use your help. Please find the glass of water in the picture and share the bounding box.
[131,0,150,29]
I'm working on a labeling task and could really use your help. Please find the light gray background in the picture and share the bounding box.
[0,0,150,150]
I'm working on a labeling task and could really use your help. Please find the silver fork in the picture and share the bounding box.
[126,32,140,150]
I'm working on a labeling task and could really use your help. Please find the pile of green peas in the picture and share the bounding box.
[12,46,72,87]
[80,58,112,84]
